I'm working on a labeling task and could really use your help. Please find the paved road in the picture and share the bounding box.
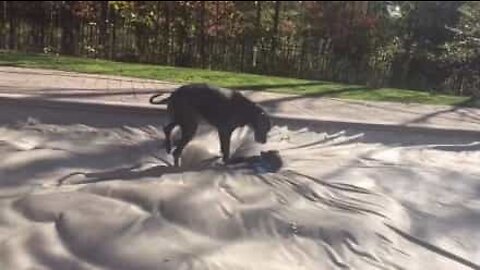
[0,66,479,132]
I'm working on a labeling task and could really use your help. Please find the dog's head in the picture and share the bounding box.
[252,108,271,144]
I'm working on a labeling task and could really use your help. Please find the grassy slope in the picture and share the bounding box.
[0,51,474,107]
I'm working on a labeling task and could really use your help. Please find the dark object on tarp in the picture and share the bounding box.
[228,150,283,173]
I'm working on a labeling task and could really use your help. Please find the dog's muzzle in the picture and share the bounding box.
[255,134,267,144]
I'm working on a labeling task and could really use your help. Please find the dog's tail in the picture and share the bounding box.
[149,93,171,105]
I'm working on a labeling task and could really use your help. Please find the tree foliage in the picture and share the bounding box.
[1,1,479,96]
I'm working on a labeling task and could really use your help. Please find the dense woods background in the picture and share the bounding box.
[1,1,480,96]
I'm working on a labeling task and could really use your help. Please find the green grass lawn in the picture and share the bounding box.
[0,50,475,107]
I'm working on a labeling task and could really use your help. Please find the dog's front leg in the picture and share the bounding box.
[172,122,198,167]
[163,122,176,154]
[218,129,233,164]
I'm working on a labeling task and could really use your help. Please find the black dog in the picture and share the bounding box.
[150,83,272,167]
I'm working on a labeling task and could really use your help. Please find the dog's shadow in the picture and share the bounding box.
[57,150,283,186]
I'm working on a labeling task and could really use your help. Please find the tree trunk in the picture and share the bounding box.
[98,1,109,58]
[60,2,76,55]
[1,1,6,49]
[200,1,206,68]
[251,1,262,69]
[48,3,55,51]
[164,1,171,64]
[110,4,116,59]
[255,1,262,35]
[270,1,281,73]
[8,1,16,50]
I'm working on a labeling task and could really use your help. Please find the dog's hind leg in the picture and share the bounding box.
[163,122,176,154]
[172,121,198,167]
